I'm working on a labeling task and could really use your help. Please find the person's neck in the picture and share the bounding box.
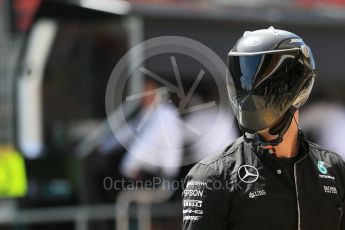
[259,112,300,158]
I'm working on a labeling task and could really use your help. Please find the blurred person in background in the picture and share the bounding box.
[80,78,183,207]
[300,102,345,160]
[183,93,238,163]
[183,27,345,229]
[101,78,183,181]
[119,78,183,180]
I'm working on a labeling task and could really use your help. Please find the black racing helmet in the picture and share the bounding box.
[226,27,316,135]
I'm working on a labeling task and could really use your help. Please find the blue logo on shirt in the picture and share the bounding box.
[318,161,328,175]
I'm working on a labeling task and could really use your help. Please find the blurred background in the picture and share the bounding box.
[1,0,345,229]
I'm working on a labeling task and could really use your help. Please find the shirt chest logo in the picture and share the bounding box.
[318,161,328,174]
[323,185,338,194]
[249,189,267,199]
[317,161,336,180]
[238,165,259,184]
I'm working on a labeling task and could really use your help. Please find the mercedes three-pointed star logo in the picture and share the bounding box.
[237,165,259,184]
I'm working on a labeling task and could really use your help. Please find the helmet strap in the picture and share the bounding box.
[268,107,297,143]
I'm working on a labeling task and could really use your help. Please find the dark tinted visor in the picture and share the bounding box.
[227,50,304,111]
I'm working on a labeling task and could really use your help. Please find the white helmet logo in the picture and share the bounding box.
[246,37,262,46]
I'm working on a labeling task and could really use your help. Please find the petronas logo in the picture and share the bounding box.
[318,161,328,175]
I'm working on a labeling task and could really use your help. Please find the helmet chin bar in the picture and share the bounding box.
[243,107,297,148]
